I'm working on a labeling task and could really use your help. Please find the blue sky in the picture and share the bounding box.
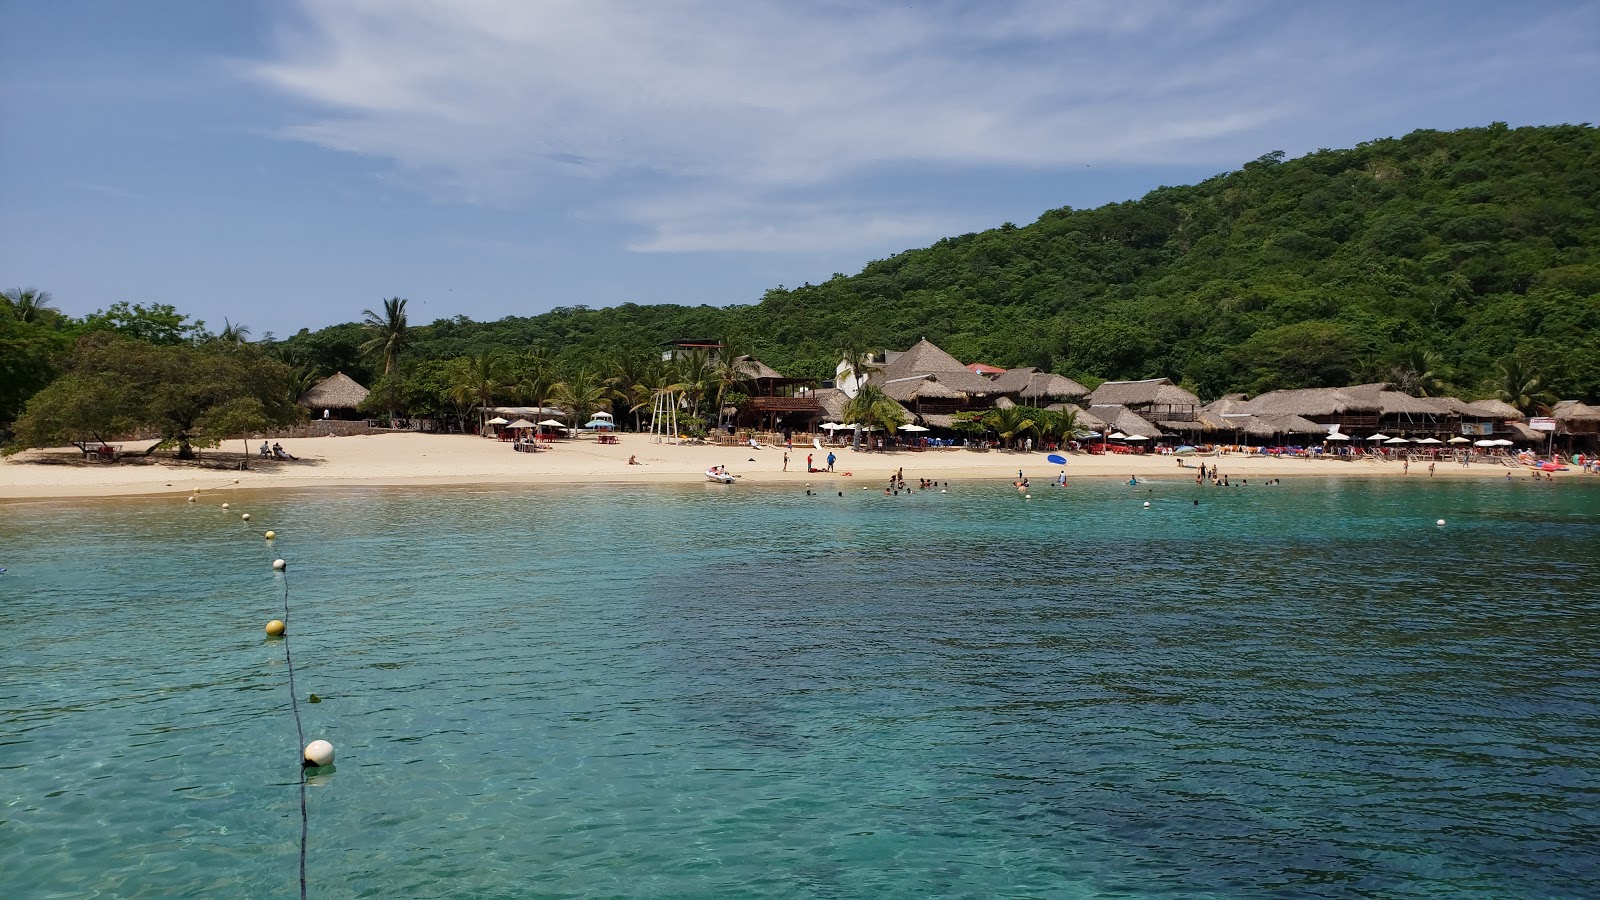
[2,1,1596,338]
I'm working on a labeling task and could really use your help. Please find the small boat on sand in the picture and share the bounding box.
[705,467,737,484]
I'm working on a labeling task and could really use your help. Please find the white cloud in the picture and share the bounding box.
[246,0,1597,252]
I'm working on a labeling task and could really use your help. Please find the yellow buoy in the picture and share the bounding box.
[265,620,286,636]
[264,530,276,540]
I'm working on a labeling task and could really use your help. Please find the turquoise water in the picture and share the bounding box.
[3,477,1599,898]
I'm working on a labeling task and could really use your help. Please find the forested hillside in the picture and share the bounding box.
[278,123,1599,403]
[6,123,1599,441]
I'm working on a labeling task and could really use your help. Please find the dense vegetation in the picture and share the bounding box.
[5,124,1598,447]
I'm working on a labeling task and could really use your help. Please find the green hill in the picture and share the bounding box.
[277,122,1600,404]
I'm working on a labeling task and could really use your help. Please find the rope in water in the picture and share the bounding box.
[279,568,310,900]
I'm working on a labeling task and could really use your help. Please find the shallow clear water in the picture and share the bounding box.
[3,476,1598,898]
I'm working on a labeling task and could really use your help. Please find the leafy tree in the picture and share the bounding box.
[7,334,302,458]
[0,311,70,430]
[83,301,208,345]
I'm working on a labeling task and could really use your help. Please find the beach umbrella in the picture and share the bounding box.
[1365,433,1390,441]
[1415,437,1443,445]
[820,422,848,430]
[898,423,929,432]
[1108,431,1128,440]
[1173,446,1197,454]
[486,416,510,425]
[1491,438,1514,446]
[1324,433,1350,441]
[536,419,567,428]
[1473,439,1497,447]
[1383,437,1410,445]
[583,419,613,429]
[505,418,536,429]
[1447,436,1472,444]
[1123,434,1149,441]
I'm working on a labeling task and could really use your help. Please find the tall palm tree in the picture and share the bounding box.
[673,349,716,427]
[1496,359,1553,414]
[712,340,756,430]
[512,348,557,413]
[841,383,907,448]
[448,350,510,429]
[551,368,618,432]
[607,352,659,432]
[837,343,882,396]
[2,287,59,324]
[632,367,686,436]
[360,297,410,377]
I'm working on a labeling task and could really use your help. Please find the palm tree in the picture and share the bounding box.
[2,287,59,324]
[218,318,251,345]
[608,352,659,432]
[673,349,716,427]
[551,368,618,432]
[1496,359,1553,414]
[360,297,410,377]
[837,343,882,397]
[984,405,1036,449]
[841,383,907,448]
[1389,348,1445,397]
[512,348,556,413]
[448,350,510,430]
[712,340,756,430]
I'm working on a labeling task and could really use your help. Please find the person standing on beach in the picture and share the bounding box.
[827,452,836,472]
[1428,462,1435,477]
[783,452,789,471]
[807,453,813,472]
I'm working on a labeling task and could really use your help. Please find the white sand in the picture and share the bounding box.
[0,432,1552,500]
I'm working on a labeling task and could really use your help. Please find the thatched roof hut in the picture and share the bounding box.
[299,372,369,410]
[811,388,849,421]
[871,339,994,396]
[1085,378,1200,410]
[1088,404,1163,437]
[1237,383,1389,417]
[989,367,1089,402]
[1554,400,1600,421]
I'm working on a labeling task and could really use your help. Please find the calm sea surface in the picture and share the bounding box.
[2,475,1598,898]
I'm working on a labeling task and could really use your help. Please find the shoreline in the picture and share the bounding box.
[1,432,1576,502]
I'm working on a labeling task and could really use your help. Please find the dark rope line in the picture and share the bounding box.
[280,570,310,900]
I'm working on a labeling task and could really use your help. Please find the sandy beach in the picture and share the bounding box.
[0,432,1563,501]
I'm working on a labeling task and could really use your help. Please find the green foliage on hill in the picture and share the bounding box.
[276,123,1598,404]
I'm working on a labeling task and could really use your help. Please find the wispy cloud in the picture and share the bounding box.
[245,0,1598,252]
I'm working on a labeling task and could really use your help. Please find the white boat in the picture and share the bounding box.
[705,468,736,484]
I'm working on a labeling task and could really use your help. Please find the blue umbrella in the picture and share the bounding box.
[1046,453,1068,464]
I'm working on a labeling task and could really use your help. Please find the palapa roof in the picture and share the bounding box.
[990,367,1090,401]
[732,354,785,381]
[1377,391,1465,416]
[1459,398,1524,420]
[1505,421,1544,441]
[1203,394,1252,417]
[1554,399,1600,421]
[811,388,849,419]
[870,339,994,395]
[919,413,957,429]
[1085,378,1200,409]
[1088,404,1163,438]
[1161,409,1234,433]
[992,395,1015,409]
[299,371,369,409]
[1235,383,1389,417]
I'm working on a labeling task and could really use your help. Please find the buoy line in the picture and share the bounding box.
[276,567,312,900]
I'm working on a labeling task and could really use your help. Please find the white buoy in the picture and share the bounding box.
[1144,501,1151,508]
[1436,519,1446,527]
[187,496,196,503]
[1025,494,1031,499]
[272,559,286,570]
[222,502,230,510]
[940,489,946,493]
[241,513,251,521]
[264,530,276,540]
[304,740,335,767]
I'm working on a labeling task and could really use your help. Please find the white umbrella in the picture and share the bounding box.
[1365,433,1390,441]
[1473,439,1497,447]
[536,419,567,428]
[898,423,929,432]
[820,422,848,430]
[505,418,536,429]
[1492,438,1514,446]
[1415,437,1443,445]
[1108,431,1129,440]
[1384,437,1410,445]
[1123,434,1149,441]
[1448,436,1472,444]
[486,416,510,425]
[1324,433,1350,441]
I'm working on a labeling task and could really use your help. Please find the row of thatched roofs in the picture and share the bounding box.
[813,338,1600,440]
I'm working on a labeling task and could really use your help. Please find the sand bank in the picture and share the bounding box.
[0,432,1562,501]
